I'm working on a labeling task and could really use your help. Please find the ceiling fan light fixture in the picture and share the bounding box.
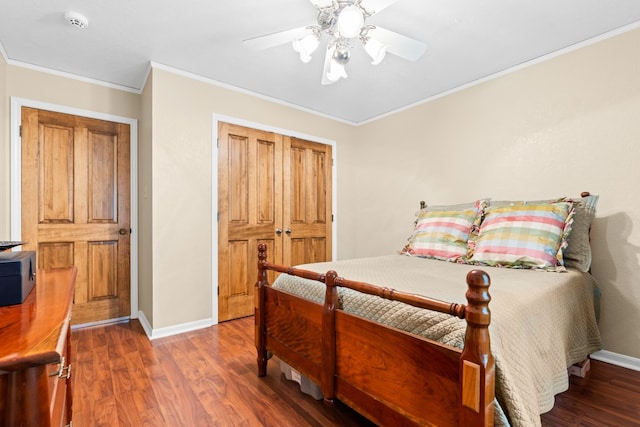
[326,59,347,82]
[364,37,386,65]
[244,0,426,85]
[337,5,364,38]
[292,34,320,63]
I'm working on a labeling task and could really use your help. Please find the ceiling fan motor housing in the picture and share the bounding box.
[317,9,336,30]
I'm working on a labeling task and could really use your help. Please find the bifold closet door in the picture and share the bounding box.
[282,137,332,267]
[218,123,332,321]
[218,122,283,321]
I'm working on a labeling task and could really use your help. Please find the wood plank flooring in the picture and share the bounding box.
[71,317,640,426]
[541,358,640,427]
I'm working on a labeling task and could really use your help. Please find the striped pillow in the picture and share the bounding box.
[404,208,478,262]
[469,202,574,271]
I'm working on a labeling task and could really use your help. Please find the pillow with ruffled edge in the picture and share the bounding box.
[488,194,597,271]
[402,200,487,263]
[563,194,599,272]
[489,197,566,208]
[469,201,575,271]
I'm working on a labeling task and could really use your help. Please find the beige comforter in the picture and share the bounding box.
[272,254,602,427]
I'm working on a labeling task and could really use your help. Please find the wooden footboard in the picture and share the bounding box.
[255,244,495,426]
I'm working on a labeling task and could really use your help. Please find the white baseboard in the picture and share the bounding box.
[71,316,129,330]
[591,350,640,372]
[137,310,153,338]
[137,310,212,340]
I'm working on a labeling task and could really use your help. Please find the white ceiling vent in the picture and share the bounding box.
[65,11,89,29]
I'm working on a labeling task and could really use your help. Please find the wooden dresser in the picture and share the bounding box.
[0,267,77,427]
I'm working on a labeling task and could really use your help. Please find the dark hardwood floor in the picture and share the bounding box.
[71,317,640,426]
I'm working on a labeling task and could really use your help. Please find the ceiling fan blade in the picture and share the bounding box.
[308,0,333,7]
[360,0,402,15]
[243,26,312,50]
[368,27,426,61]
[321,45,336,85]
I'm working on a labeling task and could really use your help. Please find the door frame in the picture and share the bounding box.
[9,96,139,324]
[211,113,337,325]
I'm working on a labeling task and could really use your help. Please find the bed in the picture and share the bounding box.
[254,193,602,427]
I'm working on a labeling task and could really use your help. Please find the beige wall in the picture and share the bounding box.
[138,71,154,324]
[352,28,640,358]
[5,66,141,118]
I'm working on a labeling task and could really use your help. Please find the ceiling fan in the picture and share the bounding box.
[243,0,427,85]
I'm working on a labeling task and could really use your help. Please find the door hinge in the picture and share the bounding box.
[217,212,220,222]
[332,214,334,222]
[19,125,22,138]
[217,138,219,148]
[217,286,219,296]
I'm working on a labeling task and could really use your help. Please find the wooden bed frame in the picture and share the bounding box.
[255,243,495,427]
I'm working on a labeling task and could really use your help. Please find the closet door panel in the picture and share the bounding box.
[218,123,283,321]
[283,137,332,266]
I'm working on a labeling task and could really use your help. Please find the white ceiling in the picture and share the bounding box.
[1,0,640,124]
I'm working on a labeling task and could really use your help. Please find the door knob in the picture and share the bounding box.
[119,228,129,235]
[275,228,282,236]
[285,228,292,235]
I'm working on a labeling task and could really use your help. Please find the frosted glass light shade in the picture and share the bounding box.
[292,34,320,63]
[337,5,364,38]
[326,59,348,82]
[364,38,386,65]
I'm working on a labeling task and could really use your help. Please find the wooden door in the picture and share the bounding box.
[218,123,283,322]
[21,107,131,325]
[283,137,332,266]
[217,123,332,322]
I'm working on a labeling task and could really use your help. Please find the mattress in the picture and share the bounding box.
[272,254,602,427]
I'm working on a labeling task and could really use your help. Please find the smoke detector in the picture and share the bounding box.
[65,11,89,29]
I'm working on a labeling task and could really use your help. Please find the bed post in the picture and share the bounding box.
[321,270,339,405]
[460,269,495,426]
[255,243,269,377]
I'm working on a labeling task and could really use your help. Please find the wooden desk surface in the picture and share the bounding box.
[0,267,77,371]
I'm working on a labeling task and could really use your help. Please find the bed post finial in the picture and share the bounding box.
[258,243,267,264]
[256,244,269,377]
[460,269,495,426]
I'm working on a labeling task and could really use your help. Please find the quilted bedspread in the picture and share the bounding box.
[272,254,602,427]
